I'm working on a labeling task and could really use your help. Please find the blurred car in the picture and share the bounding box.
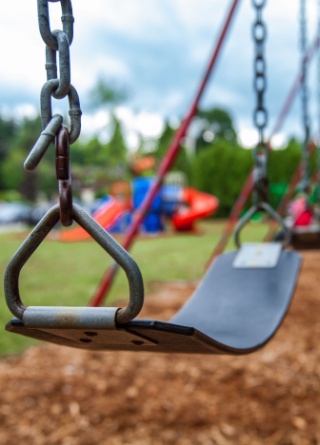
[29,202,52,225]
[0,202,34,225]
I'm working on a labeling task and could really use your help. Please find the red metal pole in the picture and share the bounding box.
[90,0,242,307]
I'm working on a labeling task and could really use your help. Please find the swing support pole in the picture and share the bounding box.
[90,0,242,307]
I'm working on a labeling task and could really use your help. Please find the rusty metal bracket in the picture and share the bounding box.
[234,202,291,249]
[4,204,144,326]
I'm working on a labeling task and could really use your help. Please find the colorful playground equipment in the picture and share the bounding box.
[58,178,219,242]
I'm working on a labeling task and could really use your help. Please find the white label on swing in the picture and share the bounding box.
[233,243,282,268]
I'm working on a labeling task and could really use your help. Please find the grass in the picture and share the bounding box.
[0,219,269,356]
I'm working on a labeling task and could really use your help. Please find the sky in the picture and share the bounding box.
[0,0,320,149]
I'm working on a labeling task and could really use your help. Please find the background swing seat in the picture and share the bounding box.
[6,249,301,355]
[291,225,320,250]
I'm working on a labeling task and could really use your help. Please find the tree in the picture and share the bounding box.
[192,139,252,216]
[268,138,301,184]
[89,78,128,109]
[2,115,42,201]
[151,121,192,181]
[0,115,17,189]
[105,115,128,167]
[195,107,237,153]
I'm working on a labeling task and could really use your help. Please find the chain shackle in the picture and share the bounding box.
[56,126,73,226]
[41,79,82,144]
[37,0,74,50]
[252,148,269,206]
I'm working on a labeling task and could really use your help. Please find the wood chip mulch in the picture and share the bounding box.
[0,252,320,445]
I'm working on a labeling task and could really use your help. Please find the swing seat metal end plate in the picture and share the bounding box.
[233,243,282,269]
[6,312,157,350]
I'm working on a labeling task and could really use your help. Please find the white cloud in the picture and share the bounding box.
[238,127,258,149]
[0,0,317,144]
[270,133,286,149]
[115,106,164,138]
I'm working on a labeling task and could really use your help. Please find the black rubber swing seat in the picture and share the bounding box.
[6,249,301,355]
[291,224,320,250]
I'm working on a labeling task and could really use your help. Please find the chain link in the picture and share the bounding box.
[40,79,81,144]
[45,30,71,99]
[316,0,320,202]
[252,0,268,207]
[37,0,74,50]
[318,0,320,145]
[299,0,311,192]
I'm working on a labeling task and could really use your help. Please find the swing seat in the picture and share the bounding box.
[6,249,301,355]
[291,224,320,250]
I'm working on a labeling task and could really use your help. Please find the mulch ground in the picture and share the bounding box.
[0,251,320,445]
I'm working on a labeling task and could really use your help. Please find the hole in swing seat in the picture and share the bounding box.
[79,338,92,343]
[131,340,144,346]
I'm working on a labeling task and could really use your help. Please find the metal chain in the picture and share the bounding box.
[316,0,320,202]
[252,0,268,207]
[252,0,268,144]
[25,0,82,226]
[299,0,311,193]
[318,0,320,146]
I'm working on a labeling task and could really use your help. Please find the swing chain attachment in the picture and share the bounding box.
[234,201,291,249]
[234,0,291,248]
[4,0,145,327]
[4,204,145,326]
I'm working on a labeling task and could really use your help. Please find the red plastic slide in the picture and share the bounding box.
[171,187,219,231]
[59,198,130,242]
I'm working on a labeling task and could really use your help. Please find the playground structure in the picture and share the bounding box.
[58,177,219,242]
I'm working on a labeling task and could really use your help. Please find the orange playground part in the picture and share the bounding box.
[59,198,130,242]
[171,187,219,231]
